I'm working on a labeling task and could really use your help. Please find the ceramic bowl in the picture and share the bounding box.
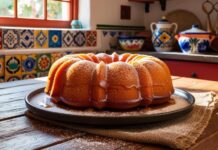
[175,25,215,53]
[118,36,145,51]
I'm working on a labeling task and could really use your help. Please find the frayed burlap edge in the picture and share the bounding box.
[174,92,217,149]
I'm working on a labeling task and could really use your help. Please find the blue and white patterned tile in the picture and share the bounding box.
[101,31,111,50]
[73,31,86,47]
[62,30,75,48]
[49,30,62,48]
[102,31,108,37]
[3,29,20,49]
[110,31,117,37]
[22,54,36,74]
[20,29,34,48]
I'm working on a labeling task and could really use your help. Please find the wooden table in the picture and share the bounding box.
[0,77,218,150]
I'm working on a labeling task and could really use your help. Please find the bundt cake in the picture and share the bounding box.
[45,53,174,109]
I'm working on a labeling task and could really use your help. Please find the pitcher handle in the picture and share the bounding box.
[150,22,156,33]
[172,23,178,34]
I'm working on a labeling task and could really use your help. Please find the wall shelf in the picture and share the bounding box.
[129,0,167,13]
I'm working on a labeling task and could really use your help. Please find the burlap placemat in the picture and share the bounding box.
[26,92,218,149]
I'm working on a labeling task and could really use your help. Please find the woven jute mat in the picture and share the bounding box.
[26,92,218,149]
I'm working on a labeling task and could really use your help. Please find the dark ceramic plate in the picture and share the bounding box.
[25,88,195,126]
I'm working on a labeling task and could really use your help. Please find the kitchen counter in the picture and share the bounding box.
[0,77,218,149]
[114,50,218,63]
[112,50,218,81]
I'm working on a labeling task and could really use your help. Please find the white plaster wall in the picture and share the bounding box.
[90,0,145,29]
[79,0,91,29]
[144,0,217,31]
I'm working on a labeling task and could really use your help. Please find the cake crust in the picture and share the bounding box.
[45,53,174,109]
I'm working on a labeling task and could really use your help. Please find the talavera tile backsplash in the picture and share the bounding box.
[0,52,75,83]
[0,27,98,83]
[0,28,97,49]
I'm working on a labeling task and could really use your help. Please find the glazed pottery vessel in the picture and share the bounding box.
[118,36,145,51]
[71,20,83,29]
[150,16,178,52]
[175,25,216,53]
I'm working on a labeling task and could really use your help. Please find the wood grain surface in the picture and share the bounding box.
[0,77,217,150]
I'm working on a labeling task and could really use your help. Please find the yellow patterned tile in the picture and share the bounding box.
[37,72,48,77]
[5,55,22,77]
[36,53,51,72]
[51,52,64,63]
[0,56,4,77]
[6,75,21,82]
[34,30,48,48]
[22,73,37,80]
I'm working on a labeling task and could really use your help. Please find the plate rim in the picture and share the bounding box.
[25,87,195,119]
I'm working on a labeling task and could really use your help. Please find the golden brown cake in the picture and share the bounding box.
[45,53,174,109]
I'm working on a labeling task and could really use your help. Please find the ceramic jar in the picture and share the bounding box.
[150,16,178,52]
[71,20,83,29]
[175,25,216,53]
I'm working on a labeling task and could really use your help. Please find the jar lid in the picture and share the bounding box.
[180,25,210,34]
[157,16,170,24]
